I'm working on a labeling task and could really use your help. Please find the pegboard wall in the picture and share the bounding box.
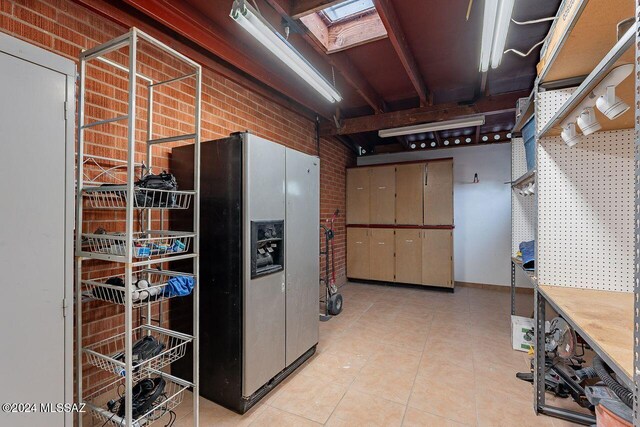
[537,130,634,292]
[536,88,575,135]
[512,137,536,255]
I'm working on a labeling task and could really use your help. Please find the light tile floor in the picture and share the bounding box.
[169,283,584,426]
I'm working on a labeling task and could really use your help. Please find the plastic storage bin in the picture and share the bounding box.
[522,117,536,171]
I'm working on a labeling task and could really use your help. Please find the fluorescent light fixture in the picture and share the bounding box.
[480,0,498,72]
[230,1,342,103]
[378,115,485,138]
[480,0,515,72]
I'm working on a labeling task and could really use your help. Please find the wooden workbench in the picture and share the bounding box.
[539,285,633,385]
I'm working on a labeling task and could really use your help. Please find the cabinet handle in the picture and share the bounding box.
[406,240,413,243]
[425,165,428,186]
[356,241,363,244]
[378,186,386,189]
[357,187,364,190]
[378,242,385,245]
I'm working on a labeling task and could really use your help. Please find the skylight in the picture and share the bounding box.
[322,0,375,23]
[299,0,386,53]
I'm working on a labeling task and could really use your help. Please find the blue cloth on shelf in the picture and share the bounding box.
[164,276,195,297]
[519,241,535,271]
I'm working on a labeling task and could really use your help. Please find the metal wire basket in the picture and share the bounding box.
[83,325,193,380]
[82,269,194,308]
[83,186,195,210]
[83,230,195,259]
[85,373,189,427]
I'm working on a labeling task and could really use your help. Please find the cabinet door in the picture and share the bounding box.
[424,160,453,225]
[369,228,395,282]
[346,168,370,224]
[396,163,424,225]
[347,227,370,279]
[370,166,396,224]
[395,229,422,285]
[422,229,453,288]
[0,46,71,427]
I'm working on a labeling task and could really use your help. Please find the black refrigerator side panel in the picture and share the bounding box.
[170,136,244,410]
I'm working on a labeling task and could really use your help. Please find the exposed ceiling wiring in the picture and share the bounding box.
[512,16,556,25]
[504,39,545,57]
[502,14,554,59]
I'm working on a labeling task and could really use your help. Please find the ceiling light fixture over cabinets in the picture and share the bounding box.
[230,0,342,103]
[479,0,515,72]
[378,115,486,138]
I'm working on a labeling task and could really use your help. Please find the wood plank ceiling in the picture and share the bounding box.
[97,0,561,154]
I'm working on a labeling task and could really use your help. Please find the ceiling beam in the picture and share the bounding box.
[116,0,333,118]
[321,90,528,136]
[290,0,344,19]
[373,0,430,106]
[265,0,386,113]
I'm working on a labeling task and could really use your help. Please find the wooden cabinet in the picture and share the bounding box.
[369,228,395,281]
[422,229,453,288]
[395,163,424,225]
[346,160,453,226]
[370,166,396,224]
[347,227,370,279]
[395,229,422,285]
[424,160,453,225]
[345,160,454,288]
[346,168,370,224]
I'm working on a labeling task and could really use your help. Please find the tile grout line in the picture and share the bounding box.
[399,311,435,426]
[319,295,379,425]
[266,288,378,427]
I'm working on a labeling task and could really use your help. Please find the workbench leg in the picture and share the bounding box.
[634,2,640,424]
[511,261,516,315]
[533,288,546,414]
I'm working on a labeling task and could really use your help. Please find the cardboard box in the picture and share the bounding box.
[511,315,535,352]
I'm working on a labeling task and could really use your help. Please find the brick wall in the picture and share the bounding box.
[319,137,352,288]
[1,0,354,395]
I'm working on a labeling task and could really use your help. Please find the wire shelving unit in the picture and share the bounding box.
[75,28,201,427]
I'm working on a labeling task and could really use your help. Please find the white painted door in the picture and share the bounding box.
[0,50,68,426]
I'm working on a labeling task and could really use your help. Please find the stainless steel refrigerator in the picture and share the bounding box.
[171,132,319,413]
